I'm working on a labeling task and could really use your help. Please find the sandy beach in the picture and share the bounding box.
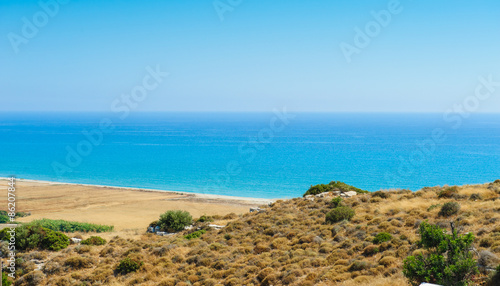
[0,178,273,232]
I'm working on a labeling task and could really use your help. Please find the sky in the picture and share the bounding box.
[1,0,500,112]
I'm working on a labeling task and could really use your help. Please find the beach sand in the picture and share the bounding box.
[0,178,272,232]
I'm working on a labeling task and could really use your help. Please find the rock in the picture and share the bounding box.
[70,238,82,244]
[208,224,225,229]
[341,191,357,197]
[304,195,315,201]
[315,192,334,198]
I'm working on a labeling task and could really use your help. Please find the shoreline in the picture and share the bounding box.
[0,178,273,231]
[0,177,276,205]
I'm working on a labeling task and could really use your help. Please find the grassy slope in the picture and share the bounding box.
[13,181,500,286]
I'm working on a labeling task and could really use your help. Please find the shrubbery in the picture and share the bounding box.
[403,221,477,286]
[438,202,460,217]
[25,219,113,232]
[325,207,355,224]
[196,215,214,223]
[2,272,12,286]
[303,181,368,196]
[330,197,343,208]
[373,232,392,244]
[0,215,9,223]
[0,225,69,251]
[158,210,192,232]
[116,257,143,275]
[184,230,206,240]
[81,236,107,246]
[0,211,30,223]
[41,229,70,251]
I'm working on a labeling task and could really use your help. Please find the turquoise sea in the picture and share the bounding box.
[0,112,499,199]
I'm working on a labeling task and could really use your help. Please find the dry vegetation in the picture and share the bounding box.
[10,181,500,285]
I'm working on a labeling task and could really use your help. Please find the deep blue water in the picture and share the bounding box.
[0,112,499,199]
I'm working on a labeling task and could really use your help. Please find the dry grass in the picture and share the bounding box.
[5,181,500,285]
[0,179,266,231]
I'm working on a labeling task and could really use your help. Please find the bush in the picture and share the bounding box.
[403,222,478,286]
[438,186,458,198]
[325,207,355,224]
[196,215,214,223]
[116,257,143,275]
[438,202,460,217]
[41,230,70,251]
[330,197,343,208]
[0,225,69,251]
[25,219,113,232]
[303,181,368,196]
[373,232,392,244]
[184,230,206,240]
[303,184,331,196]
[0,215,9,223]
[81,236,107,246]
[158,210,192,232]
[2,272,12,286]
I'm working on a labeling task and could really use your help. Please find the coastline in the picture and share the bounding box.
[0,177,273,231]
[0,177,275,205]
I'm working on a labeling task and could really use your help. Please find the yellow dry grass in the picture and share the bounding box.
[0,179,266,231]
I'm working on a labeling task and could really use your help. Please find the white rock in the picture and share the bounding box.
[343,191,357,197]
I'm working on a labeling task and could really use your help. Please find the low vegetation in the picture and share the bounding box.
[9,180,500,285]
[116,257,143,275]
[81,236,107,246]
[403,222,478,286]
[303,181,368,196]
[0,225,69,251]
[157,210,193,232]
[24,218,114,232]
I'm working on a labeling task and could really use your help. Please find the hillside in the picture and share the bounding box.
[7,181,500,286]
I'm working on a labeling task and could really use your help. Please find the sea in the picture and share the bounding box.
[0,112,499,199]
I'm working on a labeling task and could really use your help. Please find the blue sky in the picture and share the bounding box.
[1,0,499,112]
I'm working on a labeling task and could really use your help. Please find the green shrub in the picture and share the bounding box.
[427,204,441,211]
[184,230,206,240]
[158,210,192,232]
[25,219,113,232]
[373,232,392,244]
[403,222,477,286]
[330,197,343,208]
[438,202,460,217]
[0,225,69,251]
[0,215,9,223]
[41,230,70,251]
[303,181,368,196]
[0,211,30,218]
[2,272,12,286]
[325,207,355,224]
[81,236,107,246]
[196,215,214,223]
[303,184,331,196]
[116,257,143,275]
